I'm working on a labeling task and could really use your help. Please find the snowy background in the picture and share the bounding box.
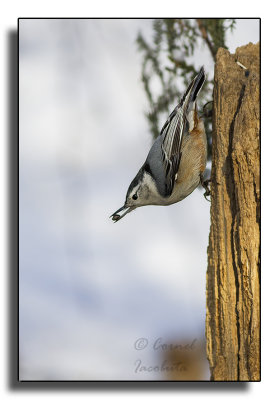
[19,19,259,380]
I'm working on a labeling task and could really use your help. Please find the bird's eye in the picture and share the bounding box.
[132,194,138,200]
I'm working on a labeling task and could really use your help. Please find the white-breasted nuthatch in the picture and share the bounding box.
[111,67,208,222]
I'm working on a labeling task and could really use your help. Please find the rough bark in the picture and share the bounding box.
[206,43,260,381]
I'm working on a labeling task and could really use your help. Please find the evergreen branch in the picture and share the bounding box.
[196,19,217,61]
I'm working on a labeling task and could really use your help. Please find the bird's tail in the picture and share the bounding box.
[182,67,206,108]
[181,67,206,132]
[159,67,206,136]
[188,66,205,103]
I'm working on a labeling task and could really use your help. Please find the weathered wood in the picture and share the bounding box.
[206,43,260,381]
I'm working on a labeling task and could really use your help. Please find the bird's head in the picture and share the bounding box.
[110,167,156,222]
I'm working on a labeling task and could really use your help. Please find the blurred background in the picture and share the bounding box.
[19,19,259,380]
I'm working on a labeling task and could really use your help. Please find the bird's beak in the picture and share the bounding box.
[110,205,135,222]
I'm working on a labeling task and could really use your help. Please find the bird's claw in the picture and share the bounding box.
[200,176,211,202]
[201,101,213,118]
[203,190,211,202]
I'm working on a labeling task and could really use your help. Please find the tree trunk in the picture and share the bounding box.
[206,43,260,381]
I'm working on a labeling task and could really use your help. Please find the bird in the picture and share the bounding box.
[110,67,209,222]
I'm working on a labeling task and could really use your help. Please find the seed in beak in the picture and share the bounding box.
[111,214,121,222]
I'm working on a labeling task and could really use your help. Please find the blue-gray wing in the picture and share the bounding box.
[145,110,189,198]
[159,104,188,196]
[147,67,205,197]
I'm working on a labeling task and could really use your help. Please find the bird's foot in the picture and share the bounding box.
[200,175,211,202]
[201,101,213,118]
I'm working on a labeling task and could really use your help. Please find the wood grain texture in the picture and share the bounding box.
[206,42,260,381]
